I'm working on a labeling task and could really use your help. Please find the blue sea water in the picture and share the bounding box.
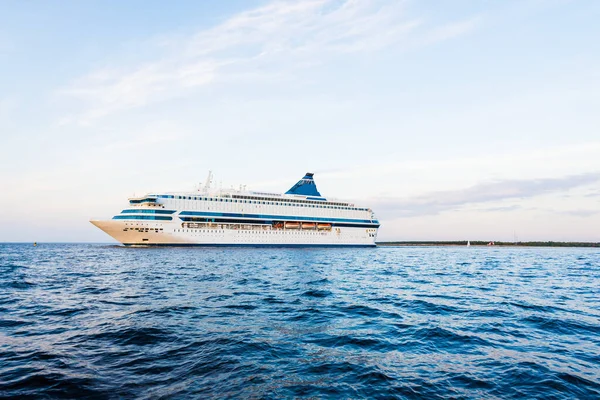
[1,244,599,399]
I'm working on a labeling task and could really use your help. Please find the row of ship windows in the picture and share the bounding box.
[124,227,164,232]
[153,195,367,211]
[121,225,371,235]
[122,209,175,214]
[174,229,330,235]
[231,195,348,208]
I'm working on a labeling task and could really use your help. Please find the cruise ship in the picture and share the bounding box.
[90,172,380,246]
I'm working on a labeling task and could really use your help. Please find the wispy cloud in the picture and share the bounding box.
[584,190,600,198]
[555,209,600,217]
[372,172,600,218]
[59,60,221,124]
[59,0,480,124]
[476,205,523,213]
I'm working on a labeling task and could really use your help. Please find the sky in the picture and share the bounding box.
[0,0,599,242]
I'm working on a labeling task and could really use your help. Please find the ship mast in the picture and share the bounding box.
[203,170,213,193]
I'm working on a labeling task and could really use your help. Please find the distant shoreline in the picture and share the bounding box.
[376,241,599,248]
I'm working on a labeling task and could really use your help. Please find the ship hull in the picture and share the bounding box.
[91,220,377,247]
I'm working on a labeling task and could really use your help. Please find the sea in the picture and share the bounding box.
[1,243,599,399]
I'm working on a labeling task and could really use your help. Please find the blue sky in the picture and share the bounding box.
[1,0,599,242]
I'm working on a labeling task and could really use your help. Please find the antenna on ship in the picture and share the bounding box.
[204,170,213,192]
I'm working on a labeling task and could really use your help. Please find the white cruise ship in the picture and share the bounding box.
[91,172,380,247]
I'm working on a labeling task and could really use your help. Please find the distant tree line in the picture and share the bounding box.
[376,241,600,247]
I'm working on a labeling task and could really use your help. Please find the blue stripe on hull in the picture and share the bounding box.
[113,215,173,220]
[121,243,377,248]
[178,211,378,225]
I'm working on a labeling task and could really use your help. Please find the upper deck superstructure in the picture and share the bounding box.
[91,172,380,246]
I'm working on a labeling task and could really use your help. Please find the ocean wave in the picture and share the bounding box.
[1,243,599,399]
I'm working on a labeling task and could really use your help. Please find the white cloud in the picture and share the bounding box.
[59,0,480,124]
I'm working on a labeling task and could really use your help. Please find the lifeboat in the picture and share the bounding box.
[317,223,332,230]
[285,222,300,229]
[301,222,316,230]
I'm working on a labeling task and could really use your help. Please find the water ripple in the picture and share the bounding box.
[1,244,599,398]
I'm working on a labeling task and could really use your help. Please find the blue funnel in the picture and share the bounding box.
[285,173,323,197]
